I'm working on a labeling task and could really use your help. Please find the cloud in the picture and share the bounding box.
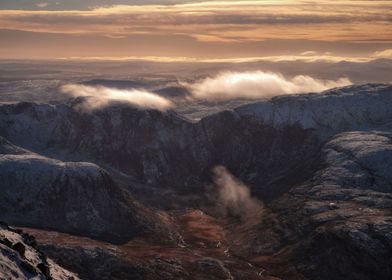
[57,51,389,63]
[186,71,352,100]
[211,166,263,220]
[1,1,392,60]
[60,84,173,111]
[0,1,391,44]
[372,49,392,59]
[36,3,49,8]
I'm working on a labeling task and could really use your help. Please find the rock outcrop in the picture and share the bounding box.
[0,222,79,280]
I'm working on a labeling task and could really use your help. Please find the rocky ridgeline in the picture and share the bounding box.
[236,83,392,138]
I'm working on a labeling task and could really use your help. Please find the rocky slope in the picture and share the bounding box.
[295,131,392,279]
[0,137,177,244]
[0,222,79,280]
[229,131,392,280]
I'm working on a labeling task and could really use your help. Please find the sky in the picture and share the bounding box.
[0,0,391,61]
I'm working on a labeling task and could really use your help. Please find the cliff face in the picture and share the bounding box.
[0,95,316,199]
[1,85,391,195]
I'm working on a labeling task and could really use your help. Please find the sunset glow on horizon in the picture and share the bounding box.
[0,0,391,60]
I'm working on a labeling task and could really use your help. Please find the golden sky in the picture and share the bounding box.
[0,0,391,60]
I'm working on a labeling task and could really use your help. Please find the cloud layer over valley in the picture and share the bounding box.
[60,84,174,111]
[58,70,353,111]
[186,71,352,101]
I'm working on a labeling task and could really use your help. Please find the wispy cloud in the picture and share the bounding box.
[60,84,173,111]
[35,3,49,8]
[212,166,263,220]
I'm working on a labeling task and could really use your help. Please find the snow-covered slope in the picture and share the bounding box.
[235,84,392,137]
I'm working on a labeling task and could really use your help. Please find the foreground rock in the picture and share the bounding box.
[0,222,79,280]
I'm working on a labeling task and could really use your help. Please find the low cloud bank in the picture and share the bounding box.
[60,71,353,111]
[187,71,351,101]
[212,166,263,220]
[60,84,173,111]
